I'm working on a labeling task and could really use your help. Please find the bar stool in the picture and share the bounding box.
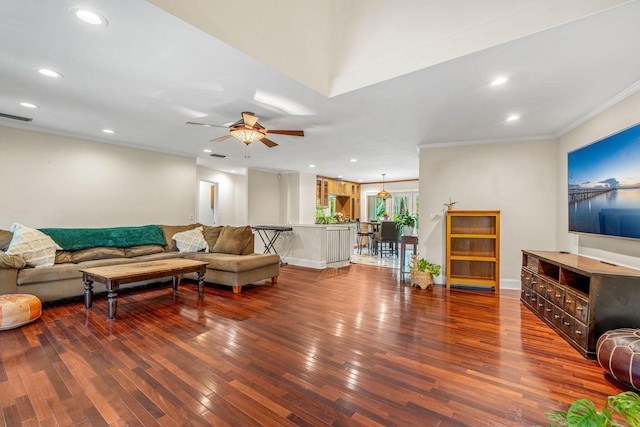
[356,222,374,254]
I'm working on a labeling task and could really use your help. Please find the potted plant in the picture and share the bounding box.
[410,255,441,289]
[542,391,640,426]
[396,212,417,236]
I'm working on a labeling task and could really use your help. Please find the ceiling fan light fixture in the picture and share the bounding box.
[229,127,264,145]
[376,173,391,199]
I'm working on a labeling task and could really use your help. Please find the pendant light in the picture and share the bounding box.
[376,173,391,199]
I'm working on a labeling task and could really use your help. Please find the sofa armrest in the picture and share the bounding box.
[0,268,18,295]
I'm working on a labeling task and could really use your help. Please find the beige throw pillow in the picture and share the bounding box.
[0,251,27,269]
[6,223,62,268]
[211,226,253,255]
[172,227,208,253]
[200,225,223,251]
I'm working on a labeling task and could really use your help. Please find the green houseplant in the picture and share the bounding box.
[543,391,640,427]
[410,255,441,289]
[396,212,417,235]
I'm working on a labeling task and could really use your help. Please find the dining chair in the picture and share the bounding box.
[373,221,399,257]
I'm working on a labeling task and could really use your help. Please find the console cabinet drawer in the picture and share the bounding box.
[575,295,589,324]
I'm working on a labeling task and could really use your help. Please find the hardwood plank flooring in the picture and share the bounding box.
[0,263,631,426]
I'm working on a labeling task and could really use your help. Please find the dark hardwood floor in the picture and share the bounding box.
[0,263,629,426]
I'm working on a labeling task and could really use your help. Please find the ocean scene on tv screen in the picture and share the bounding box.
[568,122,640,239]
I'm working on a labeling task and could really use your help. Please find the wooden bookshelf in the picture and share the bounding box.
[446,210,500,290]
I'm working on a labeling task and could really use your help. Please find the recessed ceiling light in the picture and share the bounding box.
[491,76,508,86]
[38,68,63,78]
[230,170,236,173]
[350,158,357,162]
[309,164,316,168]
[337,175,343,178]
[203,149,212,153]
[506,114,520,122]
[102,129,115,134]
[71,8,108,26]
[19,102,38,109]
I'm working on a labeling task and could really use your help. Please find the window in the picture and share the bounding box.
[392,192,419,220]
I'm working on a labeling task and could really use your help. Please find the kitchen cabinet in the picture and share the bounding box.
[316,178,329,208]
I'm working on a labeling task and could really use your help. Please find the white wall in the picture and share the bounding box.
[556,90,640,270]
[247,169,281,225]
[196,166,248,225]
[0,126,196,229]
[283,171,316,225]
[247,169,317,226]
[419,139,557,288]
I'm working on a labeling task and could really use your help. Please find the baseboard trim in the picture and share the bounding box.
[281,257,326,269]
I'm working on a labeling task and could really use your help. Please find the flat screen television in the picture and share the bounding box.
[568,122,640,240]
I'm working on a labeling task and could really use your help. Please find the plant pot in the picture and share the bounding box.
[403,226,414,236]
[411,270,434,289]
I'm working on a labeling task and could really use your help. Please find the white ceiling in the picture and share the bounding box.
[1,0,640,183]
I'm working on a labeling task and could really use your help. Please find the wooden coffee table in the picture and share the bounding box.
[80,258,208,320]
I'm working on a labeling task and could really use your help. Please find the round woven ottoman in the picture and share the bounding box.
[596,328,640,390]
[0,294,42,331]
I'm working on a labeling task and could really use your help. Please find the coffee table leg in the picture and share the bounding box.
[197,270,205,297]
[107,289,118,320]
[83,275,93,309]
[172,275,179,292]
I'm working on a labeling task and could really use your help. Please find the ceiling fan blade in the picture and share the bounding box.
[186,121,229,128]
[242,112,259,127]
[211,134,234,142]
[266,129,304,137]
[260,137,278,148]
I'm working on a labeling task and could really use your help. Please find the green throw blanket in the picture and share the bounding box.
[39,225,167,251]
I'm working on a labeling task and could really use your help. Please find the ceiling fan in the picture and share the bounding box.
[187,111,304,148]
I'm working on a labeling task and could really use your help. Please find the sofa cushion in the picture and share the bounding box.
[211,226,253,255]
[17,263,82,285]
[70,247,126,263]
[124,245,165,257]
[161,224,198,252]
[77,252,179,268]
[55,251,73,264]
[186,253,280,273]
[0,230,12,252]
[6,223,62,268]
[0,252,27,269]
[125,252,182,262]
[77,257,134,268]
[172,227,208,253]
[200,225,223,251]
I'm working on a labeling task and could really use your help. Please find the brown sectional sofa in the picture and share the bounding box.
[0,224,280,301]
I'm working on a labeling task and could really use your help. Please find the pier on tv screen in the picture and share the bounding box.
[568,122,640,240]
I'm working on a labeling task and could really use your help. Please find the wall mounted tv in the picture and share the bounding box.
[568,122,640,240]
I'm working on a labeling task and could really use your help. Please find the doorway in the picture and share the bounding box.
[197,180,218,225]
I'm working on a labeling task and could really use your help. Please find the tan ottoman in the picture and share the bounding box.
[0,294,42,330]
[596,328,640,390]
